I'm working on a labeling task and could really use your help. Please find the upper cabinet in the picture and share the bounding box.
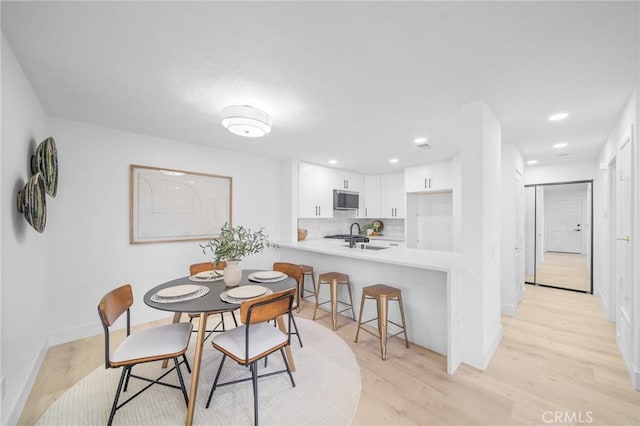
[405,160,453,193]
[359,175,381,218]
[380,172,405,218]
[333,170,363,193]
[298,162,334,218]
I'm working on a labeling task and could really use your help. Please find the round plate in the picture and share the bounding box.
[227,285,268,299]
[195,269,223,279]
[253,271,285,280]
[17,172,47,233]
[157,284,201,298]
[372,220,384,232]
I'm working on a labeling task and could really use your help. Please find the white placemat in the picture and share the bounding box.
[220,288,273,304]
[151,286,209,303]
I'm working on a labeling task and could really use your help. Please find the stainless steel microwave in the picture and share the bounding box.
[333,190,359,210]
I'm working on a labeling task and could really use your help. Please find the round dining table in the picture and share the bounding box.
[144,269,297,426]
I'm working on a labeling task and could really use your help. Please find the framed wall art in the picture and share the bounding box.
[130,164,232,244]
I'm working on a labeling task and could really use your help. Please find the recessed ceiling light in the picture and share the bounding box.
[548,112,569,121]
[553,142,568,149]
[328,159,338,165]
[389,158,399,164]
[414,137,428,144]
[527,160,538,165]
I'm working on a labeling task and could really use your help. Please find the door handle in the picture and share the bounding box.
[574,229,581,232]
[617,236,630,242]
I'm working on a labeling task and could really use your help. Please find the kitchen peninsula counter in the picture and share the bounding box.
[276,239,462,374]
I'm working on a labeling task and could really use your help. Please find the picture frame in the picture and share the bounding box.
[129,164,232,244]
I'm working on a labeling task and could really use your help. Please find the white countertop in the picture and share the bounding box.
[276,238,459,272]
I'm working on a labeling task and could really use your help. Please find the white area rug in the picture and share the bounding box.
[37,318,361,426]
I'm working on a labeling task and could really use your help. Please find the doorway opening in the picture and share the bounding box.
[524,181,594,293]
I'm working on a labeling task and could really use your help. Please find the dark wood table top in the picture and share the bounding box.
[143,269,296,314]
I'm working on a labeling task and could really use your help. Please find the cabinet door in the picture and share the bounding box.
[314,165,334,218]
[429,160,453,191]
[333,170,363,192]
[405,160,453,192]
[380,172,405,218]
[298,162,334,218]
[361,175,381,218]
[298,162,318,218]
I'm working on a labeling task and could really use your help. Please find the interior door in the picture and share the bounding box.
[547,199,583,253]
[615,137,632,357]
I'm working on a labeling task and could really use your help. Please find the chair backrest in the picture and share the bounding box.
[272,262,303,286]
[240,288,296,325]
[98,284,133,327]
[98,284,134,369]
[190,261,227,275]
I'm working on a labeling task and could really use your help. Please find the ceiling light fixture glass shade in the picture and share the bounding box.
[221,105,272,137]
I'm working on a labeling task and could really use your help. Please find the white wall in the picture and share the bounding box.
[1,35,51,425]
[524,160,597,186]
[458,100,502,370]
[46,118,283,344]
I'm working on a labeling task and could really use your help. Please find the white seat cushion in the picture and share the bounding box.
[212,322,287,362]
[111,322,192,365]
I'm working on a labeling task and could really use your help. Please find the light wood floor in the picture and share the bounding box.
[527,252,591,292]
[20,285,639,425]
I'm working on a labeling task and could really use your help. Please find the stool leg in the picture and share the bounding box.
[346,281,356,321]
[330,278,338,330]
[378,295,389,360]
[354,292,367,343]
[312,279,321,320]
[398,294,410,348]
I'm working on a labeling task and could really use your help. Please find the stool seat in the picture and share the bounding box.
[301,264,313,274]
[355,284,409,360]
[362,284,402,298]
[318,272,349,284]
[313,271,355,330]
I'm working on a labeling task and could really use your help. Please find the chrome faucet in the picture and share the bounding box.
[349,222,361,248]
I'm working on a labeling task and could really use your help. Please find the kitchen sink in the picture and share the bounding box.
[342,245,390,251]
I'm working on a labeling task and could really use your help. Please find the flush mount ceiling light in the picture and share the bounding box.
[221,105,272,137]
[548,112,569,121]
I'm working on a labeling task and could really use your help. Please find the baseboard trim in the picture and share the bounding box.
[617,336,640,390]
[7,339,48,426]
[501,303,517,317]
[594,287,614,322]
[48,310,169,346]
[481,325,503,370]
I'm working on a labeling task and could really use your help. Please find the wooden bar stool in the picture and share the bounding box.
[313,272,356,330]
[299,264,316,311]
[354,284,409,360]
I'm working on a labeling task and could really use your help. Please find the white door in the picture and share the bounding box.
[615,137,632,358]
[547,199,582,253]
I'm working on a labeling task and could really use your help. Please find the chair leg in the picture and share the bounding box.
[206,354,227,408]
[108,367,128,426]
[280,348,296,387]
[182,354,191,374]
[231,310,239,327]
[290,313,303,347]
[174,357,189,406]
[252,361,259,426]
[123,365,132,392]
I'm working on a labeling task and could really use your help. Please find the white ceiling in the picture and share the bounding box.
[2,1,638,174]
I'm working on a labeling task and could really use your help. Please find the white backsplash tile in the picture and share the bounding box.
[297,211,404,240]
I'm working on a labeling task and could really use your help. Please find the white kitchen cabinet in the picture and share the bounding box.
[380,171,404,218]
[333,170,363,193]
[405,160,453,193]
[298,162,334,218]
[358,175,381,218]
